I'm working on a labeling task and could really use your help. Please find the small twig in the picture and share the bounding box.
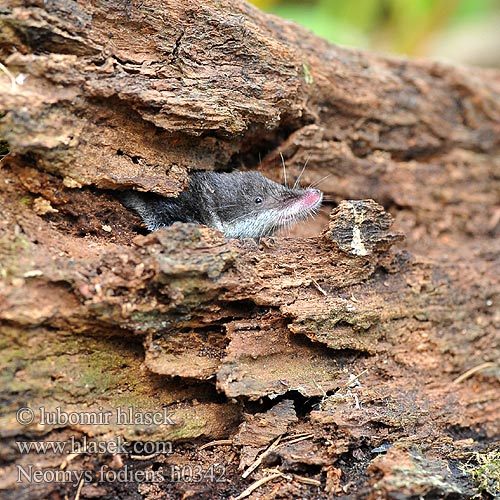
[313,379,328,398]
[282,432,313,441]
[242,435,281,479]
[292,474,321,486]
[311,277,327,296]
[198,439,233,451]
[281,433,314,446]
[60,451,81,470]
[488,207,500,231]
[0,62,17,91]
[341,369,369,389]
[452,362,496,385]
[242,433,315,480]
[232,472,283,500]
[73,477,85,500]
[129,451,162,461]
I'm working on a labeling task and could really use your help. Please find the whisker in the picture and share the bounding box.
[280,152,288,187]
[293,155,310,189]
[309,174,332,189]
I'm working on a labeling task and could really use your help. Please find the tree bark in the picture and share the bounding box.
[0,1,499,499]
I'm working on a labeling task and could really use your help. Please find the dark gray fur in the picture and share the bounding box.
[122,171,322,239]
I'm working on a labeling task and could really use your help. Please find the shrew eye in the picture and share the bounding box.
[254,197,263,204]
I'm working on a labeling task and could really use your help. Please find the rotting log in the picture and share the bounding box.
[0,1,499,499]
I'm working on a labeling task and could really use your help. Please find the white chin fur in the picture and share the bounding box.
[222,201,321,239]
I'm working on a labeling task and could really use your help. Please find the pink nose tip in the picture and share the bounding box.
[303,188,322,207]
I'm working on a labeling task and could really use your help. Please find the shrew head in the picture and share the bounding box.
[196,171,322,239]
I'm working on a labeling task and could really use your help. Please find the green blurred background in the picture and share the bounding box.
[250,0,500,67]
